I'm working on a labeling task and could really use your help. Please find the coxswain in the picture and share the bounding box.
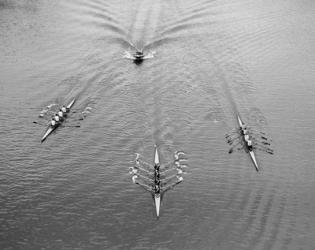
[132,175,138,184]
[247,140,253,151]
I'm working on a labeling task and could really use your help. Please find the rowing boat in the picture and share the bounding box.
[237,115,259,171]
[41,98,76,143]
[154,145,161,217]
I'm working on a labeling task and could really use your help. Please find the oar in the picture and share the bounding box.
[247,128,266,134]
[250,134,269,141]
[227,136,240,144]
[136,158,153,169]
[255,148,274,155]
[261,141,271,146]
[254,145,274,154]
[225,132,240,138]
[228,141,243,153]
[33,121,48,126]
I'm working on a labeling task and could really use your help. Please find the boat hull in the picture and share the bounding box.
[154,145,161,217]
[41,125,58,143]
[249,151,259,171]
[154,194,161,217]
[237,115,259,171]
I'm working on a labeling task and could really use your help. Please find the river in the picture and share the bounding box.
[1,0,315,249]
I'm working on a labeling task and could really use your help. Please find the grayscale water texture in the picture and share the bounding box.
[1,0,315,249]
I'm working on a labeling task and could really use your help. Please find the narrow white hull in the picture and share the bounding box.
[249,151,259,171]
[237,115,259,171]
[41,127,55,142]
[154,145,161,217]
[67,98,76,109]
[154,145,159,165]
[154,194,161,217]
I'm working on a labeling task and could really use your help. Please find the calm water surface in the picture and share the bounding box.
[1,0,315,249]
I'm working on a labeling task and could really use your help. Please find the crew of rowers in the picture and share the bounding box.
[241,124,253,151]
[130,158,184,194]
[50,106,69,126]
[154,164,160,193]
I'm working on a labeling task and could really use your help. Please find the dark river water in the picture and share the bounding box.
[1,0,315,249]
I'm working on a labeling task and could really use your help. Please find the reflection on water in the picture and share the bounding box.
[1,0,315,249]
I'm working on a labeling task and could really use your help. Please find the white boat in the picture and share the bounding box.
[237,116,259,171]
[41,98,76,143]
[154,145,161,217]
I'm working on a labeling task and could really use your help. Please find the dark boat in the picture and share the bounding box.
[133,51,144,64]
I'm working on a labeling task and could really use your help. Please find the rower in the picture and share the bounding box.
[244,134,250,142]
[58,110,63,118]
[176,176,184,182]
[244,129,249,140]
[177,168,183,174]
[154,163,160,171]
[135,51,143,58]
[54,114,60,123]
[61,106,67,113]
[50,115,59,127]
[129,167,137,174]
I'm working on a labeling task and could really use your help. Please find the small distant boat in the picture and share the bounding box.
[41,98,75,143]
[123,50,155,64]
[133,51,144,64]
[237,115,259,171]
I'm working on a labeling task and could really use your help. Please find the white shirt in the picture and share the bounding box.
[54,116,60,122]
[58,111,63,117]
[244,134,249,141]
[177,176,183,182]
